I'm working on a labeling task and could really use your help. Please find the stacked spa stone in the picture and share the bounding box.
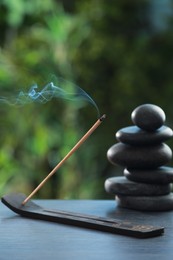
[105,104,173,211]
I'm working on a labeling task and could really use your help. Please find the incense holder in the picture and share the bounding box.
[1,193,164,238]
[105,104,173,211]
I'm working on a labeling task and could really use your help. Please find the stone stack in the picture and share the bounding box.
[105,104,173,211]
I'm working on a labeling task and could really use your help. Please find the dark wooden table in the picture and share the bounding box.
[1,199,173,260]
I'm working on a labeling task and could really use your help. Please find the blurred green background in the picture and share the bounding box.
[1,0,173,199]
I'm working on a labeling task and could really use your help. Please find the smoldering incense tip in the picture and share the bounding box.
[99,114,106,121]
[22,114,106,206]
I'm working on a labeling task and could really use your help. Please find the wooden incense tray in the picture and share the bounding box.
[1,193,164,238]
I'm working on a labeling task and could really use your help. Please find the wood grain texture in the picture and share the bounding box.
[1,199,173,260]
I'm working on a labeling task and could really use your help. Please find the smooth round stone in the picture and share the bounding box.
[104,176,171,196]
[116,193,173,211]
[116,125,173,145]
[131,104,166,131]
[107,143,172,169]
[124,166,173,184]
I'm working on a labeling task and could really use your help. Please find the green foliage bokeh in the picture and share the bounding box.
[1,0,173,199]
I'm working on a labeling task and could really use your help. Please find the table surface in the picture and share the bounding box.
[1,199,173,260]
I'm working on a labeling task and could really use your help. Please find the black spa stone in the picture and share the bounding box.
[107,143,172,169]
[104,176,171,196]
[116,126,173,146]
[131,104,166,131]
[116,193,173,211]
[124,166,173,184]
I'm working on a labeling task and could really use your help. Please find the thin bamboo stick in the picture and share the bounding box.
[22,114,106,205]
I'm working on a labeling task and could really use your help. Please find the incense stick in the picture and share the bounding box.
[22,114,106,205]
